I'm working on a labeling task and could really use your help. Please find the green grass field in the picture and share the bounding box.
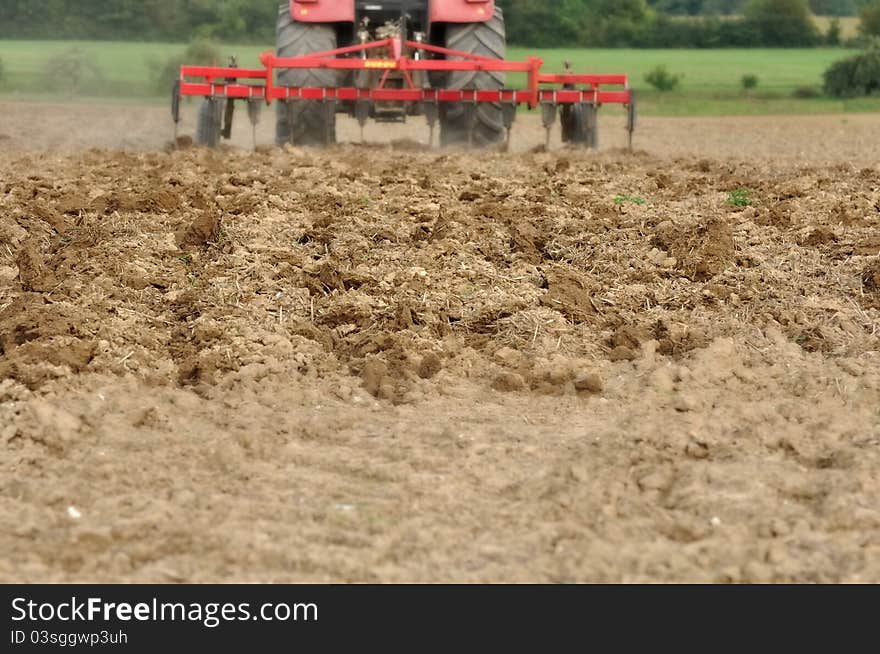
[1,39,879,116]
[512,47,880,115]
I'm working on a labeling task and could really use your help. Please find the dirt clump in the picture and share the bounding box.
[653,218,735,281]
[492,371,526,392]
[0,296,95,389]
[853,237,880,257]
[360,359,399,401]
[175,212,221,249]
[800,227,837,247]
[605,325,648,361]
[0,339,96,390]
[15,239,56,292]
[418,353,443,380]
[573,371,603,394]
[540,267,596,323]
[30,201,69,233]
[862,261,880,307]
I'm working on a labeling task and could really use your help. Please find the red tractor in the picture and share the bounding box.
[177,1,636,149]
[276,0,506,147]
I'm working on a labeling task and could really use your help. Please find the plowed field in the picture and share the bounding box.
[1,103,878,582]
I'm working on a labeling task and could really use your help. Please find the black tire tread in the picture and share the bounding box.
[440,8,506,147]
[561,103,598,149]
[275,5,337,147]
[196,98,222,148]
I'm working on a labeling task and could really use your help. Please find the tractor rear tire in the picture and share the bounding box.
[275,6,337,147]
[196,98,223,148]
[440,8,506,148]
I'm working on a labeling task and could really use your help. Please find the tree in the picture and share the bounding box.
[809,0,859,14]
[860,1,880,36]
[502,0,579,47]
[502,0,654,47]
[584,0,654,45]
[823,38,880,95]
[743,0,821,46]
[826,16,843,44]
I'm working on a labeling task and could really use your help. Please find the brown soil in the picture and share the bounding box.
[864,261,880,308]
[3,100,880,166]
[0,105,879,583]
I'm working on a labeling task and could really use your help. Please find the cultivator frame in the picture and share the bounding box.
[173,37,637,149]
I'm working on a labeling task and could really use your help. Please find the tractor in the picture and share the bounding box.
[177,1,636,149]
[275,0,506,147]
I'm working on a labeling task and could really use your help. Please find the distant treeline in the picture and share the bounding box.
[0,1,278,42]
[504,0,879,47]
[652,0,870,15]
[0,0,878,47]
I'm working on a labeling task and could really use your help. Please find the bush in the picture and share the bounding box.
[43,49,103,96]
[741,74,760,90]
[644,65,682,92]
[150,39,222,94]
[824,58,861,96]
[743,0,821,46]
[823,40,880,97]
[792,85,822,98]
[860,1,880,38]
[826,17,842,46]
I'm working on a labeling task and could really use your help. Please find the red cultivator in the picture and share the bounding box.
[173,12,636,150]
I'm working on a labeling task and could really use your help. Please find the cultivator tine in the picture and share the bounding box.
[587,102,598,150]
[288,100,300,147]
[355,99,371,144]
[171,80,182,146]
[323,100,336,146]
[502,102,517,152]
[217,56,240,142]
[541,103,558,150]
[626,90,638,151]
[247,99,262,151]
[222,99,235,141]
[464,101,477,149]
[423,100,439,148]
